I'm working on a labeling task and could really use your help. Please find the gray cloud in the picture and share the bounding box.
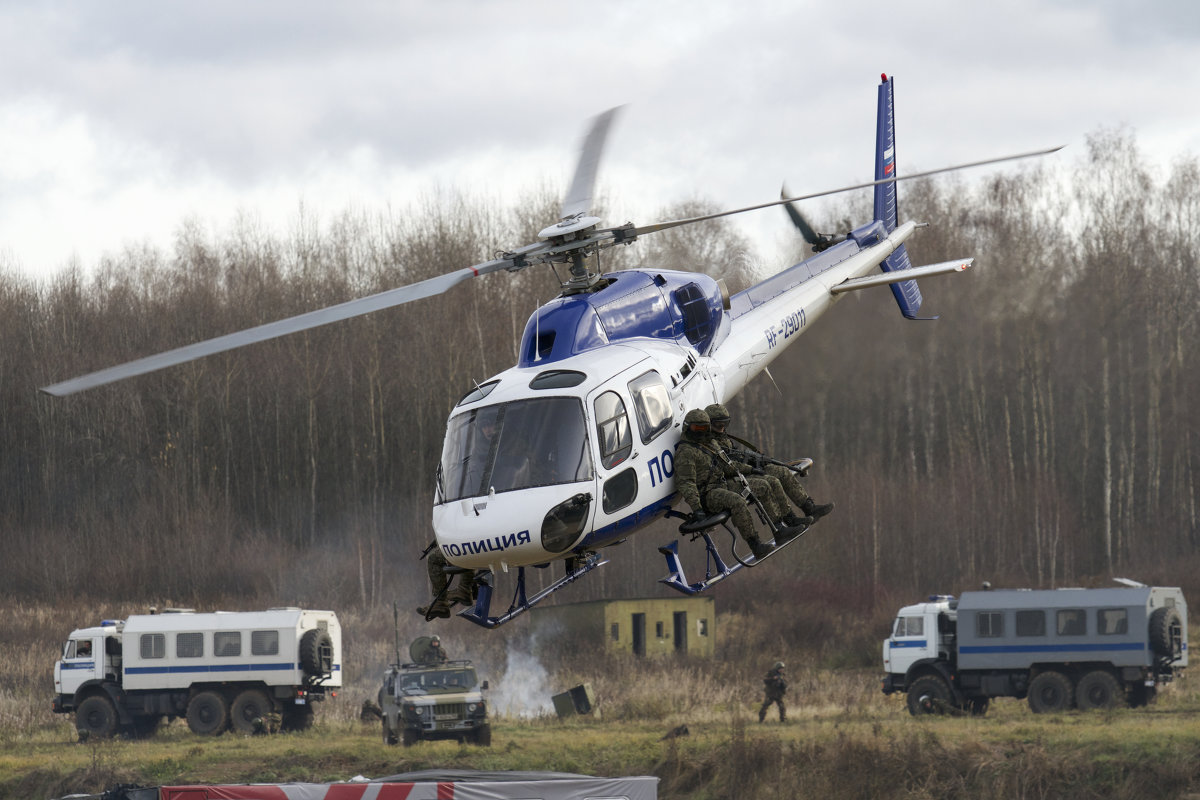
[0,0,1195,277]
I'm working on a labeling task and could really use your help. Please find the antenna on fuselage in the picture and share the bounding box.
[533,300,541,362]
[763,367,784,398]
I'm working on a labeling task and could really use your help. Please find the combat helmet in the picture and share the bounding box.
[682,408,711,441]
[705,403,731,430]
[773,660,785,670]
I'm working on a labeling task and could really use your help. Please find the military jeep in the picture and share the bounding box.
[380,657,490,746]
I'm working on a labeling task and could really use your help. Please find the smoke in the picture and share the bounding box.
[488,631,556,719]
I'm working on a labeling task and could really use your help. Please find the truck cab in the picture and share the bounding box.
[882,596,956,693]
[53,622,123,712]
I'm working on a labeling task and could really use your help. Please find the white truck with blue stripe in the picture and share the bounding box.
[882,585,1186,715]
[52,607,341,737]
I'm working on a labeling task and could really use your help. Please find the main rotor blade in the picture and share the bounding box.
[620,145,1064,238]
[40,256,514,396]
[560,106,622,221]
[779,183,821,245]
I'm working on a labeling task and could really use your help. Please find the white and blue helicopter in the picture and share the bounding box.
[43,75,1057,628]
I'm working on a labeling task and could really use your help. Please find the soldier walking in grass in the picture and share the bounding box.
[759,660,788,723]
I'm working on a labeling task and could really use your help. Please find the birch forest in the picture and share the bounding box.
[2,129,1198,614]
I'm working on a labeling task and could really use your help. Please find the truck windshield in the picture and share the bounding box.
[438,397,593,502]
[401,668,479,695]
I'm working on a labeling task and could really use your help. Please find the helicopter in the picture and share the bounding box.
[42,75,1058,628]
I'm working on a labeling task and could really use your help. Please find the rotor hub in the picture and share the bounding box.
[538,214,602,241]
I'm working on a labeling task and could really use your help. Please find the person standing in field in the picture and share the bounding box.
[759,661,788,722]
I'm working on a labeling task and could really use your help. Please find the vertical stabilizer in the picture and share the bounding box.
[874,74,930,320]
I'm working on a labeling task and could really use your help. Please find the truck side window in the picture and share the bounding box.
[75,640,93,658]
[1097,608,1128,635]
[894,617,923,636]
[214,632,241,657]
[1016,610,1046,636]
[1056,609,1086,636]
[251,630,280,656]
[177,632,204,658]
[976,612,1004,637]
[140,634,165,659]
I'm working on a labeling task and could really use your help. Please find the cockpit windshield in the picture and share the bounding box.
[438,396,594,502]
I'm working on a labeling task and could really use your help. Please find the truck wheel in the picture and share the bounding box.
[1075,670,1124,711]
[281,705,314,732]
[474,724,492,746]
[299,629,335,676]
[187,691,229,735]
[401,728,419,747]
[231,689,273,735]
[1149,607,1183,658]
[76,695,119,739]
[1027,671,1073,713]
[906,675,951,716]
[383,718,398,745]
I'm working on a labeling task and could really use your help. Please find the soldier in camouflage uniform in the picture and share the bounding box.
[674,410,802,559]
[417,546,477,620]
[759,661,788,722]
[704,404,812,543]
[705,403,833,534]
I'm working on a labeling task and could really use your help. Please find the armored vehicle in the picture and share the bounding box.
[882,585,1186,715]
[380,638,490,746]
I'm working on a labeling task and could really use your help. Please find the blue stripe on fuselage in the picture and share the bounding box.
[578,493,677,550]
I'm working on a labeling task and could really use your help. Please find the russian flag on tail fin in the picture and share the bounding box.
[873,74,934,320]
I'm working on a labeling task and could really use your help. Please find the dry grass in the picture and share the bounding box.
[6,600,1200,799]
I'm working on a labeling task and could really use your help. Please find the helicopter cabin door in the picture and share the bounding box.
[586,368,677,544]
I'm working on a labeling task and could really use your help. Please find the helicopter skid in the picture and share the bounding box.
[658,513,809,595]
[457,552,609,629]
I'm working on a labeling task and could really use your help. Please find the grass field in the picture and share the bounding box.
[6,668,1200,799]
[5,602,1200,799]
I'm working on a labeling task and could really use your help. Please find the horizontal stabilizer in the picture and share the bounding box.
[830,257,973,295]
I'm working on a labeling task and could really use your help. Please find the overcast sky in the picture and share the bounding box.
[2,0,1197,282]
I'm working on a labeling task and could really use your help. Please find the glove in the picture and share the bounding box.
[751,467,765,476]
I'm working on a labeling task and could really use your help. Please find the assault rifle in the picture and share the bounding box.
[727,449,813,477]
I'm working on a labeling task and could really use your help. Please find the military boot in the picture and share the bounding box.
[783,511,814,528]
[447,584,475,606]
[802,498,835,519]
[416,601,452,619]
[748,537,774,560]
[774,520,808,544]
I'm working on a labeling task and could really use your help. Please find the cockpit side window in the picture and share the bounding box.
[627,371,673,444]
[594,391,633,469]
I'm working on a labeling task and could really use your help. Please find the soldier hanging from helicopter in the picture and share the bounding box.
[673,409,807,559]
[704,403,834,525]
[417,543,478,620]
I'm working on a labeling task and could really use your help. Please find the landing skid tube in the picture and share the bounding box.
[658,509,808,595]
[458,552,609,629]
